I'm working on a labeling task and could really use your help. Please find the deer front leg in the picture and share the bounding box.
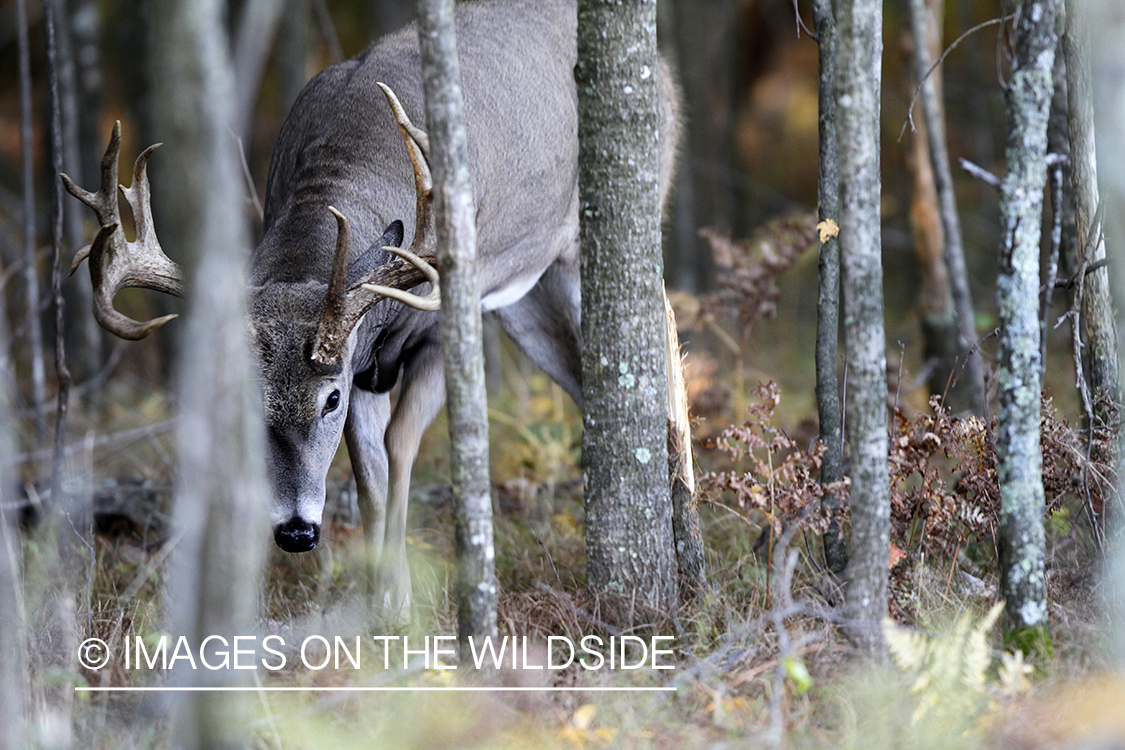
[380,340,446,621]
[344,387,391,612]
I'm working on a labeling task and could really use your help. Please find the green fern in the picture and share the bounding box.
[883,602,1004,728]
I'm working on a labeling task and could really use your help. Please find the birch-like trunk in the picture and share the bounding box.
[0,310,25,750]
[16,0,47,426]
[1087,0,1125,662]
[1062,0,1120,425]
[811,0,847,576]
[415,0,497,654]
[995,0,1056,655]
[577,0,677,615]
[837,0,890,658]
[163,0,269,744]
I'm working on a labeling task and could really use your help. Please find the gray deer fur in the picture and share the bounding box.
[68,0,680,617]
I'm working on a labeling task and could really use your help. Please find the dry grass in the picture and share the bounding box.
[7,289,1121,750]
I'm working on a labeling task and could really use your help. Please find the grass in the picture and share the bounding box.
[7,298,1122,750]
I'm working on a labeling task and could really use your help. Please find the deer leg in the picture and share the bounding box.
[344,386,391,610]
[494,253,583,406]
[380,338,446,621]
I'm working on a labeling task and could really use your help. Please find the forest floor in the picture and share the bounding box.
[14,256,1125,749]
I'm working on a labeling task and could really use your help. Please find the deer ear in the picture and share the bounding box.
[346,220,404,288]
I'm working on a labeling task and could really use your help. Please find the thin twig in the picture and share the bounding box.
[958,157,1002,188]
[899,15,1012,141]
[45,0,73,505]
[8,419,179,467]
[230,127,264,223]
[791,0,817,40]
[1055,258,1109,290]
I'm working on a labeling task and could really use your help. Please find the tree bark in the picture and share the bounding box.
[811,0,847,576]
[415,0,498,655]
[1062,0,1120,426]
[57,0,103,381]
[995,0,1056,656]
[1086,0,1125,663]
[16,0,47,429]
[907,0,987,415]
[163,0,269,745]
[838,0,890,658]
[232,0,287,142]
[0,310,25,750]
[577,0,678,616]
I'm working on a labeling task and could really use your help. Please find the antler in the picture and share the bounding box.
[61,121,185,340]
[364,82,440,311]
[310,84,441,365]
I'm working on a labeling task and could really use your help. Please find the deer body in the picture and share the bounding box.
[65,0,679,617]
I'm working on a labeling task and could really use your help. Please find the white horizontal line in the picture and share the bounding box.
[75,686,675,693]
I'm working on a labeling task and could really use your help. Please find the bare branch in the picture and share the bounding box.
[959,157,1002,188]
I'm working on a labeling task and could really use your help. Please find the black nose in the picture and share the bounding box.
[273,518,320,553]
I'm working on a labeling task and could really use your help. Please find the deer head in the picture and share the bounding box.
[66,86,441,554]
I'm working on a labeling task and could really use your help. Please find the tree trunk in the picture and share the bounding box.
[577,0,677,616]
[1062,0,1120,426]
[232,0,287,142]
[163,0,269,745]
[907,0,987,415]
[995,0,1057,658]
[837,0,890,659]
[16,0,47,428]
[905,0,986,415]
[1086,0,1125,663]
[811,0,847,577]
[0,310,25,750]
[415,0,497,655]
[57,0,103,381]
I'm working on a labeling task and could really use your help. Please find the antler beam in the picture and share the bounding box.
[61,121,185,340]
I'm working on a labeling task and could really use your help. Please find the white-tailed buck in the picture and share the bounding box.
[65,0,681,615]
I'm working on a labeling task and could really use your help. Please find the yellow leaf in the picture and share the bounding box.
[572,704,597,731]
[817,218,840,243]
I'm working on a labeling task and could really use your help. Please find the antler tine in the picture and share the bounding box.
[311,206,355,365]
[373,81,440,309]
[376,82,430,161]
[61,120,123,271]
[361,246,440,311]
[62,121,186,340]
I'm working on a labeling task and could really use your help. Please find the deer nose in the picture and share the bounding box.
[273,518,320,553]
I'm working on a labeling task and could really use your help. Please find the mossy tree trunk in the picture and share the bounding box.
[995,0,1057,657]
[577,0,678,615]
[416,0,497,655]
[837,0,890,658]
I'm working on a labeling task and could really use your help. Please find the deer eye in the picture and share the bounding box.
[321,389,341,417]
